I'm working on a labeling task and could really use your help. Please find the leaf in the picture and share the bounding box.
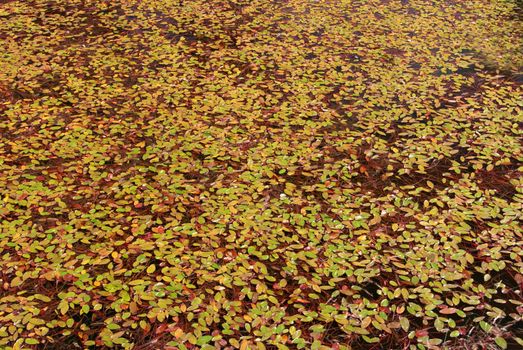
[495,337,507,349]
[429,338,442,345]
[13,339,24,350]
[108,323,120,330]
[362,335,379,343]
[196,335,213,345]
[479,321,492,333]
[361,317,372,328]
[173,328,184,338]
[58,301,69,315]
[10,276,23,287]
[147,264,156,274]
[440,307,457,315]
[400,317,410,332]
[240,340,249,350]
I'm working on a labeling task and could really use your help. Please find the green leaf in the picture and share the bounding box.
[495,337,507,349]
[108,323,120,330]
[362,335,379,343]
[196,335,213,345]
[479,321,492,333]
[58,300,69,315]
[429,338,442,345]
[400,317,410,332]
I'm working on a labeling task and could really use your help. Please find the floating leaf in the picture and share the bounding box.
[400,317,410,332]
[495,337,507,349]
[146,265,156,274]
[0,0,521,348]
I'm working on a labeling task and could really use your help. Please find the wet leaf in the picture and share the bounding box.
[495,337,507,349]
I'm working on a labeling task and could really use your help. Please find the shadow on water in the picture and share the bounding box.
[465,0,523,82]
[515,0,523,16]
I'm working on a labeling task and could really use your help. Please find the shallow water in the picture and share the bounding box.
[0,0,521,349]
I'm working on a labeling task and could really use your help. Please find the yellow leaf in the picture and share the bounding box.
[361,316,372,328]
[240,340,249,350]
[174,328,184,338]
